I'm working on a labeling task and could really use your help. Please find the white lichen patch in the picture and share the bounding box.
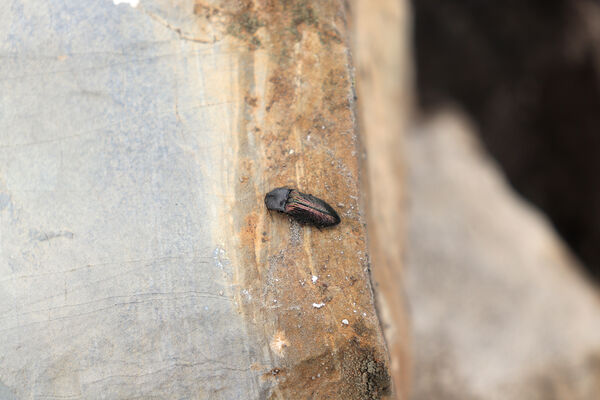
[112,0,139,7]
[312,302,326,309]
[270,331,289,356]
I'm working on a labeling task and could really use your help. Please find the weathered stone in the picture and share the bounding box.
[0,1,391,398]
[351,0,413,396]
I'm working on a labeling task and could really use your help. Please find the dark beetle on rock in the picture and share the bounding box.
[264,187,341,228]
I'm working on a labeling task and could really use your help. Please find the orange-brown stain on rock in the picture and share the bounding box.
[193,0,392,398]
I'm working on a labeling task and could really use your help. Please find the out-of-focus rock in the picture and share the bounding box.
[406,110,600,400]
[351,0,413,396]
[412,0,600,279]
[0,1,391,398]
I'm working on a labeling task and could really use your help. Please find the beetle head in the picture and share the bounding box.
[264,187,291,212]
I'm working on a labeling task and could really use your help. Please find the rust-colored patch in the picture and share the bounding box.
[322,68,352,114]
[241,212,258,246]
[271,346,337,399]
[266,72,294,112]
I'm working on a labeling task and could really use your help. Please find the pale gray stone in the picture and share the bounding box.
[0,1,266,398]
[406,110,600,400]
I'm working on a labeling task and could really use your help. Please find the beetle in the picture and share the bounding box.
[264,187,341,228]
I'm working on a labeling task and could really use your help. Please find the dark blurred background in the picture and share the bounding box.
[412,0,600,280]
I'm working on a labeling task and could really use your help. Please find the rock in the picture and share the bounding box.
[412,0,600,278]
[352,0,413,396]
[0,1,390,398]
[406,110,600,399]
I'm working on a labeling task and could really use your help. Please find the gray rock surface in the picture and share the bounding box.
[0,1,264,398]
[406,110,600,399]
